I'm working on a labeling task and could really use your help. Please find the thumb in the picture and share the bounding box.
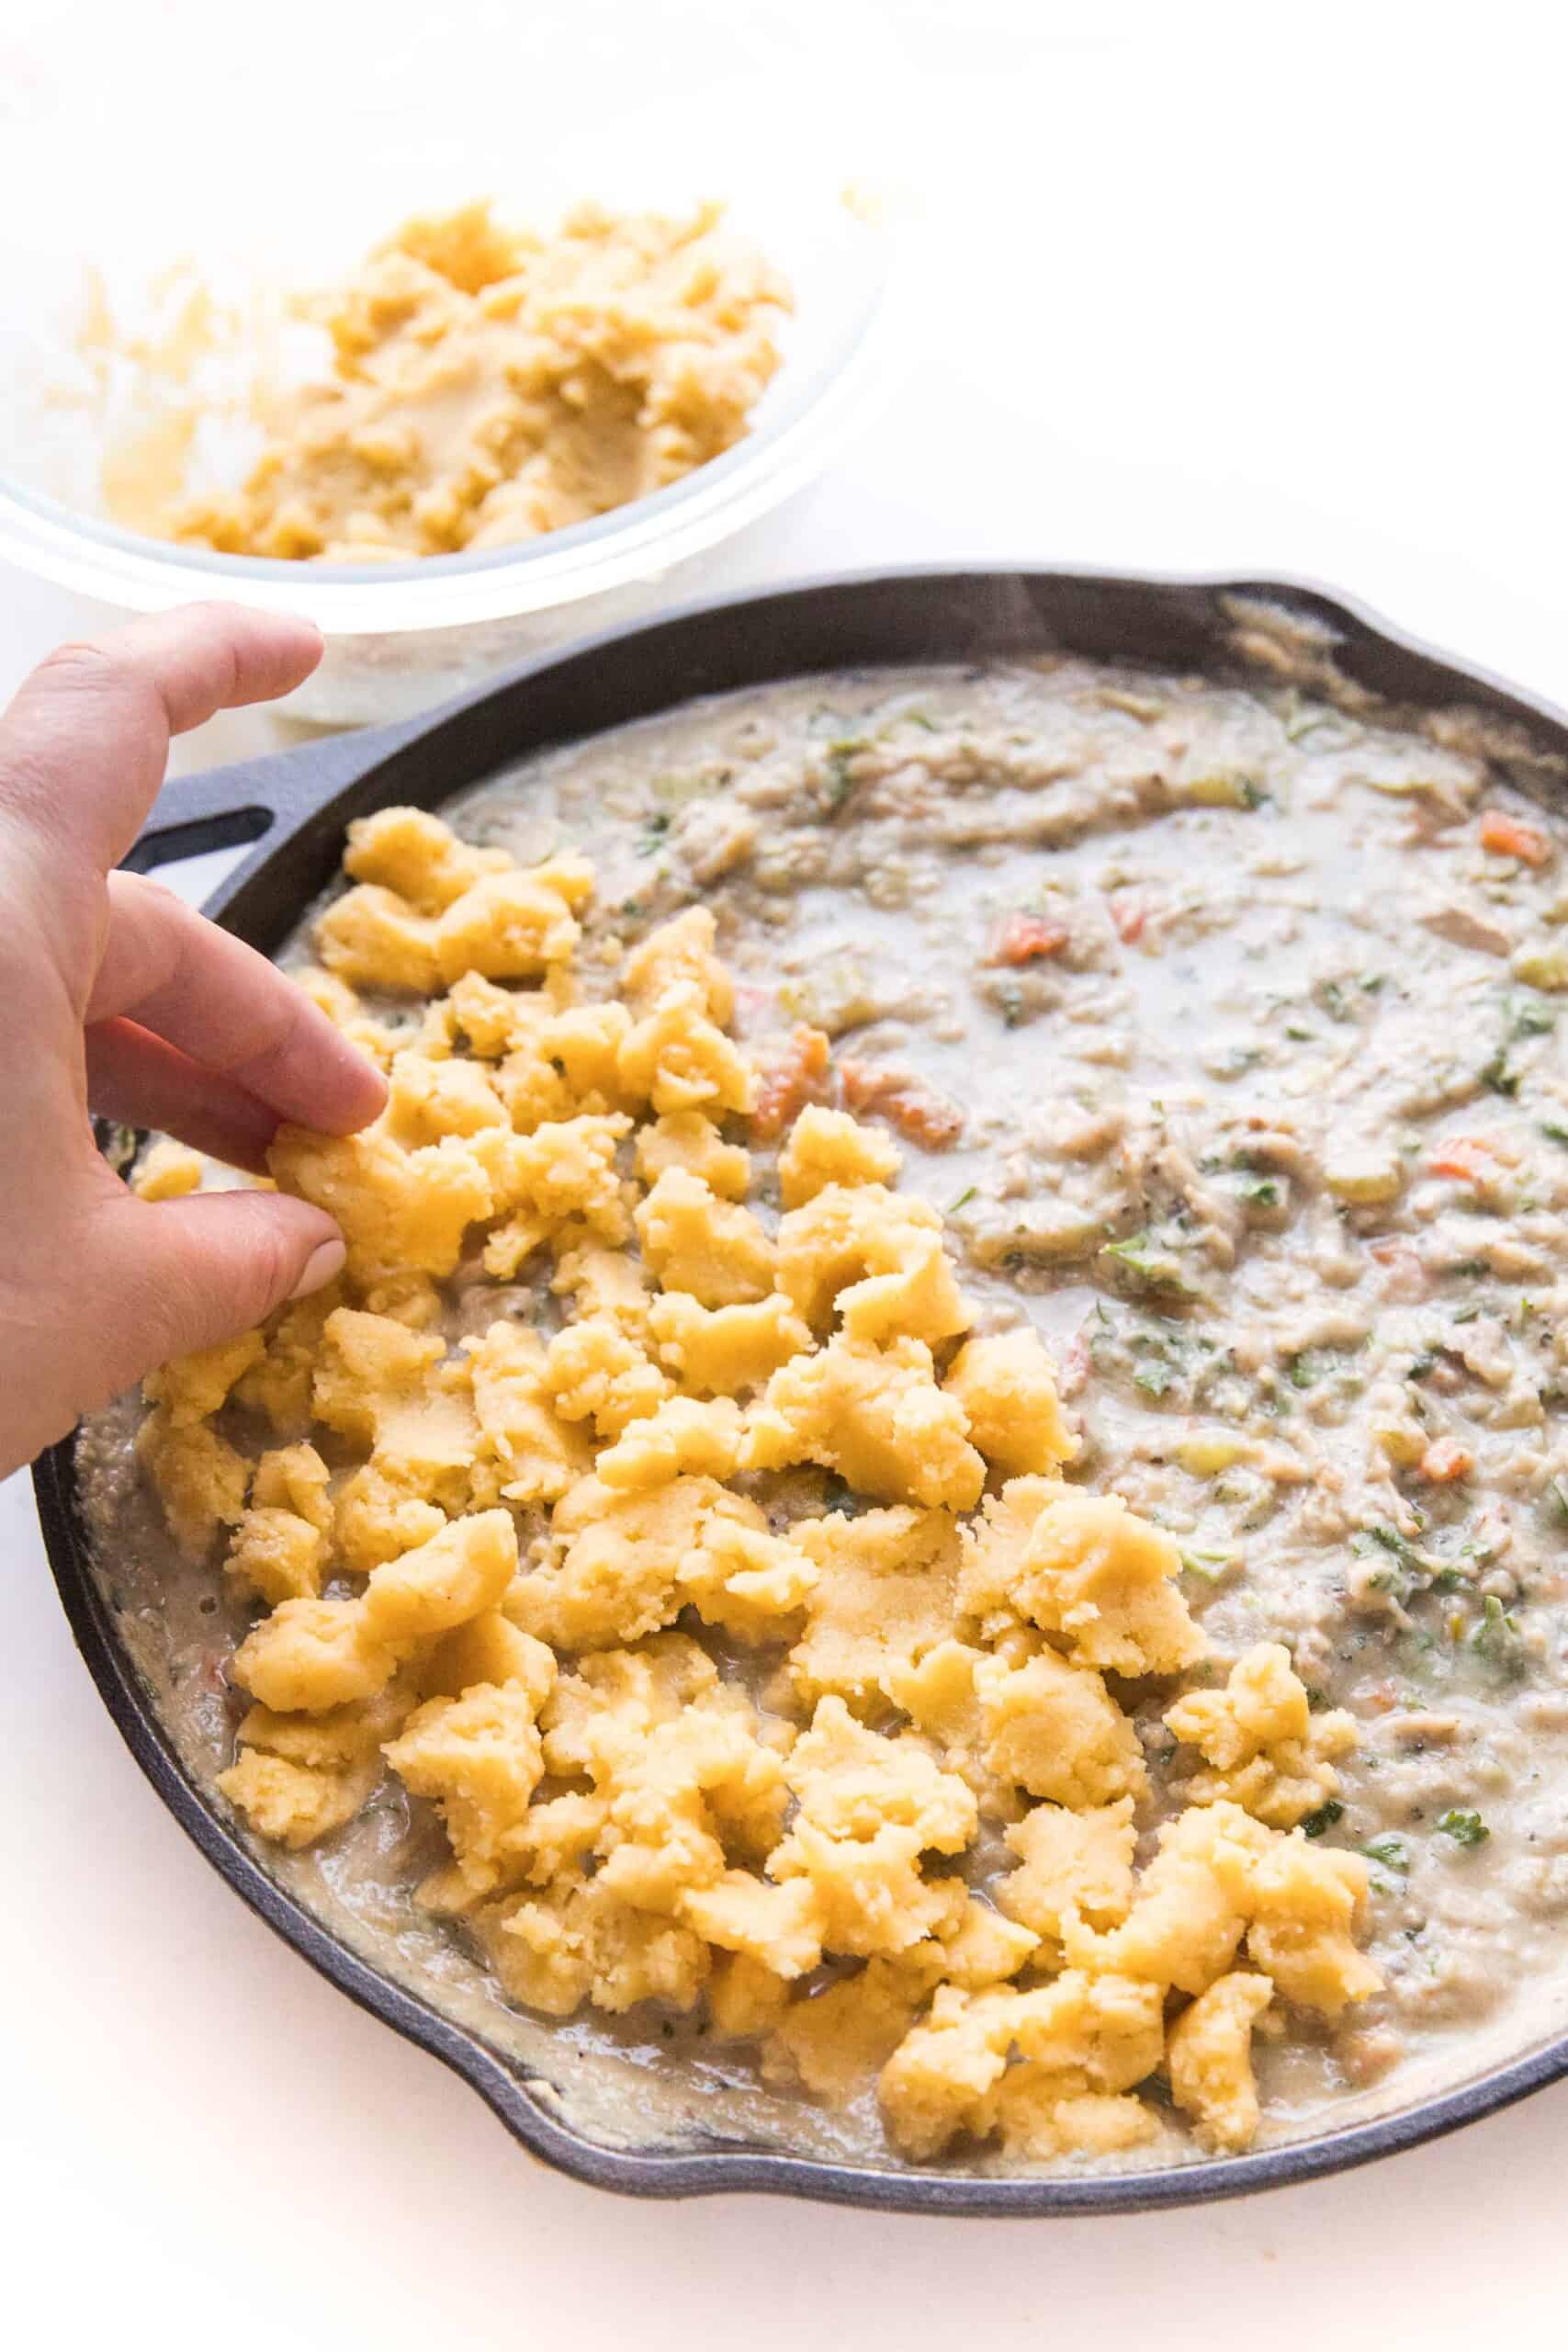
[90,1188,344,1392]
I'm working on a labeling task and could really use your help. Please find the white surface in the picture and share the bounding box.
[4,4,1568,2343]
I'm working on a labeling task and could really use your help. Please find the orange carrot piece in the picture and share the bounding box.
[839,1058,964,1148]
[991,912,1069,966]
[751,1025,830,1140]
[1480,810,1551,867]
[1429,1136,1502,1181]
[1418,1437,1473,1483]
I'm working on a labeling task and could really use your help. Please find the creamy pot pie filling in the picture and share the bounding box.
[86,657,1568,2168]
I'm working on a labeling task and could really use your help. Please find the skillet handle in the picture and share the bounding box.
[123,714,423,880]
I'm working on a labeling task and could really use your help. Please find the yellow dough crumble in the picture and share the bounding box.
[132,801,1381,2169]
[158,199,790,561]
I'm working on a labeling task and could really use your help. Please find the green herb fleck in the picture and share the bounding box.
[1480,1049,1520,1097]
[1511,995,1556,1038]
[1208,1042,1265,1079]
[948,1186,977,1214]
[1435,1808,1489,1849]
[1368,1523,1426,1573]
[1238,1176,1282,1210]
[637,812,672,856]
[1470,1592,1526,1677]
[1134,1359,1179,1398]
[1301,1800,1345,1838]
[824,738,868,811]
[1178,1544,1236,1581]
[1100,1232,1194,1296]
[1540,1120,1568,1147]
[1360,1834,1411,1872]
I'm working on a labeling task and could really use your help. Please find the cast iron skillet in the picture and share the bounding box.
[33,567,1568,2213]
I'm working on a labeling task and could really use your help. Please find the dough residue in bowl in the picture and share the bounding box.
[96,199,790,561]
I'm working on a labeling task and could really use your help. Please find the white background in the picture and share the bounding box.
[3,3,1566,2343]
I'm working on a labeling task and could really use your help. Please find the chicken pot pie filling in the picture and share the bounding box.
[87,652,1568,2170]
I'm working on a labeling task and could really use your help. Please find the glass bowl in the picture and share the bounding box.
[0,0,901,722]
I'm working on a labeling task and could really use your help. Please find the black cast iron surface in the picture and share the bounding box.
[35,567,1568,2212]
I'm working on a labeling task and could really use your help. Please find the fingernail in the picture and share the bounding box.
[288,1236,346,1300]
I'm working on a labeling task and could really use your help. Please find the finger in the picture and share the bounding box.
[90,872,387,1133]
[85,1019,282,1174]
[0,603,322,882]
[81,1187,345,1405]
[2,1182,344,1473]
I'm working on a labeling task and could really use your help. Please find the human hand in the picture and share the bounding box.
[0,603,387,1476]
